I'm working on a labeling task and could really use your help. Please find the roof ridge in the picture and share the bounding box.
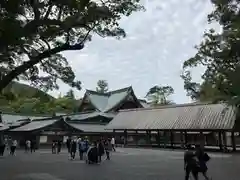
[108,86,132,95]
[118,102,227,112]
[85,86,132,96]
[85,89,108,96]
[0,112,52,117]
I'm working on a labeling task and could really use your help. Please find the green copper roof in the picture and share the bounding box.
[85,87,132,112]
[86,93,109,112]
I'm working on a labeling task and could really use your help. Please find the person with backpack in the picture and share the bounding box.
[184,144,199,180]
[195,145,211,180]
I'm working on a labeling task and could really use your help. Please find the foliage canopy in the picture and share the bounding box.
[0,0,143,92]
[182,0,240,105]
[96,79,108,93]
[146,85,174,106]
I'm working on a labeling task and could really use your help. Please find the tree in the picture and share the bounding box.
[0,0,144,92]
[65,89,75,99]
[182,0,240,105]
[96,80,108,93]
[146,85,174,106]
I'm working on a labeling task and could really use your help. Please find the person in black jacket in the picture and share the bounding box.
[57,140,62,154]
[66,138,71,153]
[0,137,5,156]
[195,145,211,180]
[30,140,36,153]
[184,144,199,180]
[97,140,105,162]
[70,140,77,160]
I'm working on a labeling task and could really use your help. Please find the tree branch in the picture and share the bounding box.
[0,43,84,91]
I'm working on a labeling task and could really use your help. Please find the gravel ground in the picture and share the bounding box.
[0,148,239,180]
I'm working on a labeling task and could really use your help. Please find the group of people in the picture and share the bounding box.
[184,144,211,180]
[52,140,62,154]
[25,139,36,153]
[0,138,18,156]
[65,136,116,164]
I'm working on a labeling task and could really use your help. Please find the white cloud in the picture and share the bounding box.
[48,0,216,103]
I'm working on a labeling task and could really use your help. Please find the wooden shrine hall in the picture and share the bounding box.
[106,103,240,152]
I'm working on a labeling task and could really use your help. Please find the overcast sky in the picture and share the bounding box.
[49,0,216,103]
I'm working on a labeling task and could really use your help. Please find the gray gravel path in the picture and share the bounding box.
[0,148,239,180]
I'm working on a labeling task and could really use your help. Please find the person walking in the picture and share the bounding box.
[184,144,199,180]
[66,137,71,154]
[104,138,111,160]
[70,139,77,160]
[84,138,89,152]
[111,136,116,152]
[78,138,85,160]
[10,140,17,156]
[195,145,211,180]
[57,140,62,154]
[25,140,31,153]
[97,140,105,162]
[30,140,36,153]
[0,138,5,156]
[52,141,56,154]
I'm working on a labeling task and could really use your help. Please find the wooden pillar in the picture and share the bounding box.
[145,130,151,145]
[218,131,223,151]
[184,131,188,146]
[135,130,139,146]
[205,133,208,146]
[163,131,167,148]
[231,131,236,152]
[222,131,227,150]
[170,131,174,148]
[199,131,204,148]
[124,130,127,147]
[149,130,152,145]
[180,131,184,148]
[157,130,160,147]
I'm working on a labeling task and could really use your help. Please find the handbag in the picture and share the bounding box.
[203,153,210,162]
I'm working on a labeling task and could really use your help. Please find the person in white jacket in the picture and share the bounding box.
[10,140,17,156]
[111,137,116,151]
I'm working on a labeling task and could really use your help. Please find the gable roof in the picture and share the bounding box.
[64,111,116,121]
[1,113,50,123]
[10,119,59,132]
[67,123,111,133]
[82,86,142,112]
[106,103,238,131]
